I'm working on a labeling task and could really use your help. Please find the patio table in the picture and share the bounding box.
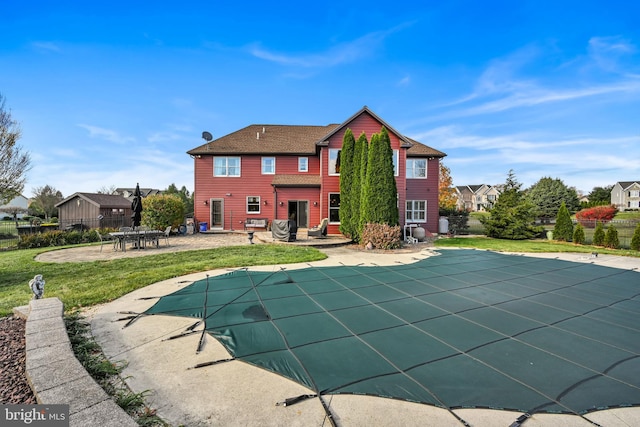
[109,230,164,252]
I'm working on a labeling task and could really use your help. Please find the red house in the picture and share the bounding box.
[187,106,446,236]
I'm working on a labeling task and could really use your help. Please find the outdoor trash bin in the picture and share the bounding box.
[200,222,208,232]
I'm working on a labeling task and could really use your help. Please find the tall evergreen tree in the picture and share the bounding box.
[339,129,356,238]
[553,201,574,241]
[351,132,368,242]
[360,128,398,227]
[356,132,369,238]
[526,177,580,220]
[481,170,542,240]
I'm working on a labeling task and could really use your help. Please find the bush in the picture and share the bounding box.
[573,223,585,245]
[360,223,402,250]
[140,195,185,230]
[575,205,618,227]
[592,222,605,246]
[604,225,620,249]
[553,202,573,242]
[17,229,97,249]
[631,223,640,251]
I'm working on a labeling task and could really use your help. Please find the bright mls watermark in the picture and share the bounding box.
[1,405,69,426]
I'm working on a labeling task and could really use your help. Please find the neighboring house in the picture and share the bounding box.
[456,185,500,212]
[611,181,640,210]
[0,194,29,219]
[187,106,446,235]
[114,188,162,200]
[55,193,134,229]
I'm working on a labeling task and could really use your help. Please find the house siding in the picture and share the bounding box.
[191,107,446,236]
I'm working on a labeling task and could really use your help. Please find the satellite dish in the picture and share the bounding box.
[202,131,213,141]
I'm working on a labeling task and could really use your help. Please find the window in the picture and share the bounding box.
[247,196,260,213]
[329,149,341,175]
[298,157,308,172]
[629,190,640,198]
[392,150,399,176]
[406,159,426,178]
[262,157,275,174]
[406,200,426,223]
[329,193,340,223]
[487,194,496,201]
[214,157,240,177]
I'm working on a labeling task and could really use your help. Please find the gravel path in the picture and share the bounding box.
[0,315,36,404]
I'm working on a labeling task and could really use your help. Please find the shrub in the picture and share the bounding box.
[592,222,605,246]
[140,194,185,230]
[575,205,618,228]
[573,223,585,245]
[360,223,402,250]
[631,223,640,251]
[553,202,573,242]
[604,225,620,249]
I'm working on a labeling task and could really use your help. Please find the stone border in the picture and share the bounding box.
[16,298,137,427]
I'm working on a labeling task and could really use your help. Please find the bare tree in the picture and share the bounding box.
[0,93,31,204]
[96,185,117,194]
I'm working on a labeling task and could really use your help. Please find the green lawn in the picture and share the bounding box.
[0,244,327,317]
[434,235,640,257]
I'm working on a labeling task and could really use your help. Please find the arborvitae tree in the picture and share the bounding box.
[630,223,640,251]
[604,224,620,249]
[592,221,605,246]
[351,132,368,242]
[360,128,399,227]
[553,201,573,241]
[573,223,586,245]
[339,129,356,239]
[357,132,369,239]
[480,170,542,240]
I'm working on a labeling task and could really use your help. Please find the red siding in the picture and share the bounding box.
[194,110,442,235]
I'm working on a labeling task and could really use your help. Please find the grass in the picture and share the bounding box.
[0,244,327,317]
[434,235,640,257]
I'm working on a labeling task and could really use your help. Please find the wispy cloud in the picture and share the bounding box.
[248,23,412,68]
[31,41,61,53]
[77,124,136,144]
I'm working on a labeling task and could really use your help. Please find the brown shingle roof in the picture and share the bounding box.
[271,175,321,187]
[55,192,131,208]
[187,107,446,158]
[188,124,340,156]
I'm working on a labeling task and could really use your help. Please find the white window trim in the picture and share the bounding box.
[329,192,340,223]
[261,157,275,175]
[247,196,261,214]
[328,149,340,176]
[393,150,399,177]
[213,156,241,177]
[405,200,427,224]
[406,158,427,179]
[298,157,308,172]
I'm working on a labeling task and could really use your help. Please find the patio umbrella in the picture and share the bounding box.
[131,183,143,229]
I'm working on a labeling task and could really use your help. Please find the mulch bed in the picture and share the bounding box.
[0,315,37,404]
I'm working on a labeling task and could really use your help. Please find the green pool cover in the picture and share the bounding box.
[140,249,640,416]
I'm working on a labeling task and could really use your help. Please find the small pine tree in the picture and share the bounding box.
[631,223,640,251]
[592,221,605,246]
[573,223,585,245]
[604,224,620,249]
[553,201,573,241]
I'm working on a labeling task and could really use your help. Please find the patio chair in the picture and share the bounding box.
[162,226,172,246]
[308,218,328,238]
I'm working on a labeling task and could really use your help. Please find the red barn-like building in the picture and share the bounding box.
[187,106,446,236]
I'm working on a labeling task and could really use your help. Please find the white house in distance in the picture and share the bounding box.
[0,194,29,219]
[456,185,500,212]
[611,181,640,211]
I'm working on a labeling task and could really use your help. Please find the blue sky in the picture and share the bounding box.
[2,1,639,198]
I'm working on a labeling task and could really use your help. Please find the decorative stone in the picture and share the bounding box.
[29,275,45,299]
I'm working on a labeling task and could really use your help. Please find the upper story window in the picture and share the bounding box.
[406,158,426,178]
[298,157,308,172]
[392,150,399,176]
[262,157,275,174]
[629,190,640,198]
[329,149,341,175]
[214,157,241,177]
